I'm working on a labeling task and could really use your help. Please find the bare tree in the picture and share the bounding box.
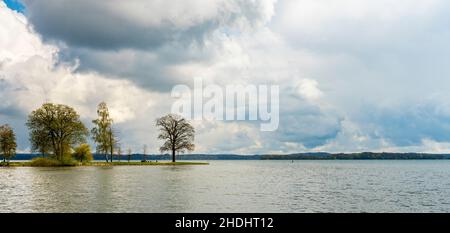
[127,148,132,162]
[156,114,195,162]
[142,144,147,162]
[117,146,122,162]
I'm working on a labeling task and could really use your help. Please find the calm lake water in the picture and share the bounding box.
[1,160,450,212]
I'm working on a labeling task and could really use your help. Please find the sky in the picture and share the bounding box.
[2,0,450,154]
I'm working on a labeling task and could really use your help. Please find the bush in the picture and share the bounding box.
[72,144,93,163]
[0,161,10,166]
[61,156,78,166]
[29,157,77,167]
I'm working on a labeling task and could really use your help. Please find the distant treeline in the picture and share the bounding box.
[12,152,450,160]
[260,152,450,160]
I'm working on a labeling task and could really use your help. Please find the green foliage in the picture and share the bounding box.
[60,156,78,166]
[29,157,77,167]
[26,103,88,161]
[91,102,117,162]
[0,124,17,163]
[72,144,93,162]
[30,129,52,157]
[0,162,25,167]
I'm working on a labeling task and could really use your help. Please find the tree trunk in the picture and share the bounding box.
[59,142,64,161]
[172,149,176,162]
[110,143,113,163]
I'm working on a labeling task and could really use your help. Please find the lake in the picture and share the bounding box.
[1,160,449,212]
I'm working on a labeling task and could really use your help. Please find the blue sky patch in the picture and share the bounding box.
[3,0,24,12]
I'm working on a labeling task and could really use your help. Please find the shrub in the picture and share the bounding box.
[61,156,78,166]
[72,144,93,163]
[0,161,10,167]
[29,157,77,167]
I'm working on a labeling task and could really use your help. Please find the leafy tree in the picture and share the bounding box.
[72,144,93,163]
[26,103,88,161]
[30,129,51,157]
[0,124,17,164]
[156,114,195,162]
[91,102,117,162]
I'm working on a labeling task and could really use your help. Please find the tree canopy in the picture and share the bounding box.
[156,114,195,162]
[26,103,88,161]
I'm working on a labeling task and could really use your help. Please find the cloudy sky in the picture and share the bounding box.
[2,0,450,154]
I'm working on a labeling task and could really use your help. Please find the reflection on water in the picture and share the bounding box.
[1,160,450,212]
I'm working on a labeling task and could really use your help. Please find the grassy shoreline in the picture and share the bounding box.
[0,161,209,167]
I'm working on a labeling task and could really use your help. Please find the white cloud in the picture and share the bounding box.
[0,2,55,64]
[295,79,323,101]
[273,0,444,39]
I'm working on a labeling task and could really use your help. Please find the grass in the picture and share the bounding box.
[0,159,209,167]
[0,162,28,167]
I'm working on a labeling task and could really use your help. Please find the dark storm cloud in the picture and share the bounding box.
[20,0,275,92]
[276,106,343,149]
[57,42,216,92]
[360,103,450,147]
[21,0,272,50]
[23,2,219,50]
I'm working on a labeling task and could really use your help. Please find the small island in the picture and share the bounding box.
[0,102,207,167]
[1,161,208,167]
